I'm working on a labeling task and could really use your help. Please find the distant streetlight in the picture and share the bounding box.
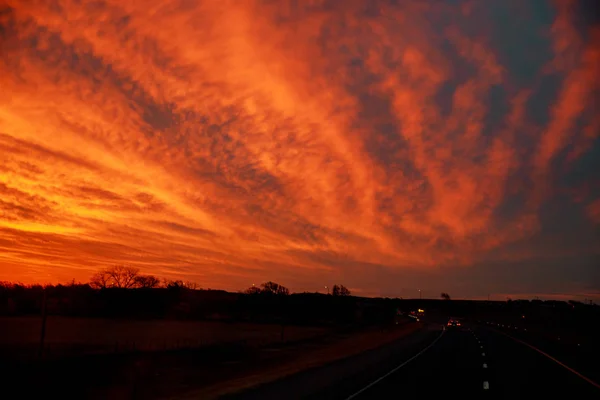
[418,289,421,299]
[325,285,329,295]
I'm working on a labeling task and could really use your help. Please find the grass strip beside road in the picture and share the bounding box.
[178,322,422,399]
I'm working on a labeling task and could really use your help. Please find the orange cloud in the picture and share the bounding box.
[1,1,598,295]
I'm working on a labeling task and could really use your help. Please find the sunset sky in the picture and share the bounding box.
[1,0,599,300]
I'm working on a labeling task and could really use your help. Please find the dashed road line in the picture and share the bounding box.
[483,381,490,390]
[482,352,485,356]
[483,363,487,368]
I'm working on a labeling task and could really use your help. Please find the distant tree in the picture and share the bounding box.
[332,285,351,296]
[260,281,289,296]
[135,275,161,289]
[90,266,140,289]
[0,281,14,289]
[165,279,199,290]
[332,285,340,296]
[244,285,262,295]
[440,292,451,301]
[165,280,183,289]
[90,269,113,289]
[109,265,140,288]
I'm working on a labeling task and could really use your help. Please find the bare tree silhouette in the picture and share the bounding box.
[135,275,161,288]
[441,292,451,301]
[332,285,351,296]
[244,286,262,295]
[244,281,289,295]
[90,266,157,289]
[261,281,290,295]
[165,280,199,290]
[89,270,112,289]
[109,266,139,288]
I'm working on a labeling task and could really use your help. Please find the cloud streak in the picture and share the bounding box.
[1,0,598,297]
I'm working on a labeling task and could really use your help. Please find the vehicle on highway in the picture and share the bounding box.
[446,318,461,328]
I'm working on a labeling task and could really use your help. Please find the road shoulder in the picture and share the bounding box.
[177,323,428,399]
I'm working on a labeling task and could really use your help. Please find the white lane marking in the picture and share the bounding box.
[483,363,488,368]
[482,352,485,356]
[480,345,484,349]
[345,330,446,400]
[495,329,600,390]
[483,381,490,390]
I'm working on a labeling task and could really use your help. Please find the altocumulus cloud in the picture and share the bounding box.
[0,0,598,298]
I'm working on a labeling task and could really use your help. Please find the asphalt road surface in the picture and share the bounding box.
[229,324,600,400]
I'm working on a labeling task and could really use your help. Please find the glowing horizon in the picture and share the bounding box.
[1,1,598,300]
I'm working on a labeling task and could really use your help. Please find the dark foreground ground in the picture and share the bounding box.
[3,316,598,399]
[227,321,600,400]
[1,322,419,399]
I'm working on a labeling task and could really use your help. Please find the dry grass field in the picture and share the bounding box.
[0,316,329,360]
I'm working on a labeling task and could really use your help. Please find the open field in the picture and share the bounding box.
[2,320,421,400]
[0,316,329,361]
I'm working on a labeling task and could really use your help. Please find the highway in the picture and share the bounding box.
[229,323,600,399]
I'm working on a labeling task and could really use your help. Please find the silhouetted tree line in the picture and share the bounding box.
[0,267,395,326]
[244,281,290,296]
[89,265,190,290]
[5,267,596,333]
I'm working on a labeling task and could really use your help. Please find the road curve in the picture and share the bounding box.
[228,324,600,399]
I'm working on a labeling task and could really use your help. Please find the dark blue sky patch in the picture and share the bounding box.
[456,255,600,297]
[572,0,600,43]
[434,80,455,118]
[486,1,555,86]
[538,193,594,238]
[526,74,562,127]
[481,84,509,143]
[563,137,600,193]
[493,190,527,223]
